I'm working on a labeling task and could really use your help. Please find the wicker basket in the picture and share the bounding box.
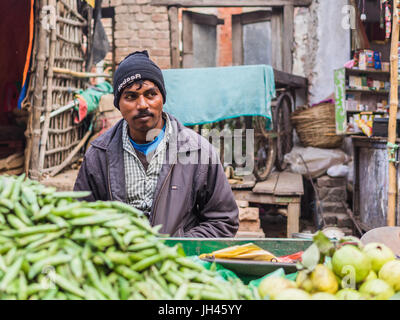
[291,103,343,149]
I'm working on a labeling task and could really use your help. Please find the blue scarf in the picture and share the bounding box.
[129,123,166,155]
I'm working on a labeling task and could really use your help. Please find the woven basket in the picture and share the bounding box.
[291,103,343,149]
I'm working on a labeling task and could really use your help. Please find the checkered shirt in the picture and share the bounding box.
[122,113,171,216]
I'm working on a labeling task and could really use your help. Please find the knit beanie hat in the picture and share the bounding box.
[113,50,166,109]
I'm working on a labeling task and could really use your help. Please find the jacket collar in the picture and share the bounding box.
[90,112,202,153]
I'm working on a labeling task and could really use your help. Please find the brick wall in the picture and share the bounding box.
[217,7,242,67]
[102,0,171,69]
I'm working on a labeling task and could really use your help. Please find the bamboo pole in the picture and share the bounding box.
[30,0,48,180]
[388,1,399,227]
[49,127,92,177]
[38,0,57,179]
[53,67,111,78]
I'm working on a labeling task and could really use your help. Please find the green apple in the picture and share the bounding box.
[363,242,395,273]
[332,245,371,283]
[359,279,395,300]
[379,260,400,291]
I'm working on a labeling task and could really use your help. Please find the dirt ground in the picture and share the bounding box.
[40,169,79,191]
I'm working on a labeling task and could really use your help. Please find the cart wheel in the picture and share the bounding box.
[273,92,294,171]
[253,135,277,182]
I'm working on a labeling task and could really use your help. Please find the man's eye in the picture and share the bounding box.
[125,94,136,100]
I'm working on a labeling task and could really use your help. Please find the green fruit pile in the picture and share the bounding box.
[258,234,400,300]
[0,175,258,300]
[331,241,399,300]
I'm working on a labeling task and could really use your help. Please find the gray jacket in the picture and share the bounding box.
[73,113,239,238]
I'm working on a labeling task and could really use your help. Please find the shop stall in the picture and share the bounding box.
[334,0,400,230]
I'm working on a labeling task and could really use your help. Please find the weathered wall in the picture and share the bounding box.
[293,0,350,105]
[103,0,351,103]
[103,0,171,69]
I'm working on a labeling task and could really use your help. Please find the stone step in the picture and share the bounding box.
[316,186,347,202]
[321,212,353,228]
[320,201,347,214]
[317,175,346,188]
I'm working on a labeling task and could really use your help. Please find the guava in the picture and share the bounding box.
[363,243,395,273]
[364,270,378,282]
[332,245,371,283]
[311,292,337,300]
[359,279,395,300]
[378,260,400,291]
[274,288,311,300]
[296,270,313,293]
[336,288,364,300]
[339,236,364,249]
[310,264,338,294]
[258,277,297,299]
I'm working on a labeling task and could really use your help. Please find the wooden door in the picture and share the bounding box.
[232,9,284,71]
[182,11,224,68]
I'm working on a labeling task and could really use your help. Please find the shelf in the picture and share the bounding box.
[345,68,390,76]
[346,88,389,95]
[346,110,387,115]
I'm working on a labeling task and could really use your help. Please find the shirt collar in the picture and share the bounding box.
[122,112,171,153]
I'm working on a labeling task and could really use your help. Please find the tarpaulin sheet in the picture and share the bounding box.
[162,65,276,128]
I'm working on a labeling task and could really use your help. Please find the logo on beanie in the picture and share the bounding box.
[118,74,142,92]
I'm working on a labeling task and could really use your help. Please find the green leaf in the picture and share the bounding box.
[299,243,320,271]
[313,231,335,256]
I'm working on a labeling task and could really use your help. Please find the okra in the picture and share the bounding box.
[14,202,33,226]
[18,271,28,300]
[5,247,18,266]
[7,214,27,230]
[70,256,83,280]
[0,256,24,291]
[105,251,130,266]
[25,230,68,251]
[110,201,143,217]
[0,178,14,199]
[0,198,14,210]
[174,282,189,300]
[28,253,72,279]
[118,276,130,300]
[115,265,142,281]
[127,241,156,252]
[122,230,146,246]
[68,213,125,226]
[52,191,91,199]
[53,273,86,298]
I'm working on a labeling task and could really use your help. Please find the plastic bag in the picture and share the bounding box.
[284,146,351,178]
[327,164,349,178]
[248,268,298,291]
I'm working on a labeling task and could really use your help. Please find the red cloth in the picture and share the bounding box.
[74,96,88,124]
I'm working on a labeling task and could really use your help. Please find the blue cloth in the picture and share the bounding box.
[129,123,166,155]
[162,65,276,128]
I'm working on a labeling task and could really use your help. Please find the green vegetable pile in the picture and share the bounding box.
[0,174,258,300]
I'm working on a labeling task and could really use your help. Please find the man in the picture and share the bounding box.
[74,50,239,238]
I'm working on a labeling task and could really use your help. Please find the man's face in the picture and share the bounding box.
[119,80,164,135]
